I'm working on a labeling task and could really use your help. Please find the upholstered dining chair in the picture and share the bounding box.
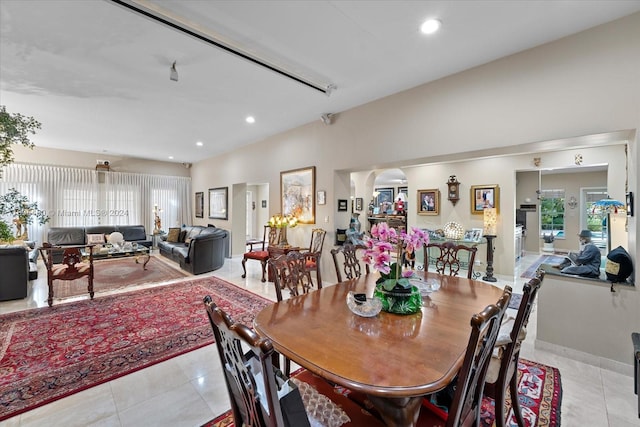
[330,242,369,283]
[39,243,94,307]
[424,241,478,279]
[242,225,279,282]
[419,286,512,427]
[203,296,385,427]
[302,228,326,287]
[484,270,544,427]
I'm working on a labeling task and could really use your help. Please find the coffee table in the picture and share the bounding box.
[84,245,151,269]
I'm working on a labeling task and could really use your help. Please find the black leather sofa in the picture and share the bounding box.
[0,246,30,301]
[46,225,151,263]
[158,225,228,275]
[47,225,152,248]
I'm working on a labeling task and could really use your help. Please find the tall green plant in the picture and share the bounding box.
[0,188,49,239]
[0,105,41,171]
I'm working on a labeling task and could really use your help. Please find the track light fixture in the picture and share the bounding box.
[170,61,178,82]
[321,113,335,125]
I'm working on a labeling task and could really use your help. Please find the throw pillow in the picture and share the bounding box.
[178,230,187,242]
[185,237,192,246]
[166,227,181,243]
[86,233,105,245]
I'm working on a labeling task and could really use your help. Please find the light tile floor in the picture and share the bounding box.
[1,252,638,426]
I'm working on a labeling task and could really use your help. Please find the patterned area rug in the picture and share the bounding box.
[203,359,562,427]
[521,254,565,279]
[53,255,189,299]
[0,276,272,421]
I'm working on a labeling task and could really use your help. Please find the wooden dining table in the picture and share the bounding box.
[253,271,505,427]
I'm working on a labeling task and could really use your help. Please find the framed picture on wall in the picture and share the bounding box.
[209,187,228,220]
[261,200,267,208]
[317,190,326,205]
[355,197,363,211]
[281,166,315,223]
[417,189,440,215]
[375,187,394,213]
[195,192,204,218]
[470,184,500,215]
[338,199,348,211]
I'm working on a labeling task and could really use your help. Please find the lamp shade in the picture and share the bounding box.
[483,207,498,236]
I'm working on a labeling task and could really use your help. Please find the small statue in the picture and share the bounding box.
[153,204,163,234]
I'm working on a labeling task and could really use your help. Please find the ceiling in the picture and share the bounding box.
[2,1,639,165]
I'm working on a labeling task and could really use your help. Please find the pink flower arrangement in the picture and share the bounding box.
[363,222,429,290]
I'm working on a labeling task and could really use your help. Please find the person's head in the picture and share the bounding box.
[578,229,592,244]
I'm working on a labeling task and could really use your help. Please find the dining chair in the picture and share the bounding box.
[419,285,512,427]
[267,250,320,376]
[424,241,478,279]
[202,296,386,427]
[242,225,279,282]
[330,242,369,283]
[484,270,544,427]
[39,243,94,307]
[301,228,326,287]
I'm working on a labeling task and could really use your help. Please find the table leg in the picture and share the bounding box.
[135,252,151,270]
[366,395,423,427]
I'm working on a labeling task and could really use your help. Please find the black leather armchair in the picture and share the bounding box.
[0,246,29,301]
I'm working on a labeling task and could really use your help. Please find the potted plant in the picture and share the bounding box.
[0,188,49,241]
[363,222,429,314]
[542,232,555,252]
[0,219,14,243]
[0,105,41,178]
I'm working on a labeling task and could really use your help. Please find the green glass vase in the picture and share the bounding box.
[373,284,422,315]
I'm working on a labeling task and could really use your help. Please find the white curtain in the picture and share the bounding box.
[1,163,191,244]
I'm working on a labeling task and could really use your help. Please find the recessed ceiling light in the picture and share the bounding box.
[168,156,174,160]
[420,18,441,35]
[246,116,255,124]
[196,141,203,146]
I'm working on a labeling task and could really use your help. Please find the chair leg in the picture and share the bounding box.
[47,278,54,307]
[88,275,94,299]
[241,258,247,278]
[260,260,266,282]
[316,267,322,289]
[509,368,526,427]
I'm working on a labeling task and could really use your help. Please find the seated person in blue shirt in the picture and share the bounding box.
[555,229,601,278]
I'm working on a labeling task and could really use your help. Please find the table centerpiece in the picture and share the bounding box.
[363,222,429,314]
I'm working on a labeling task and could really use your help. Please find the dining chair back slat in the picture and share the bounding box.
[424,241,478,279]
[330,243,369,283]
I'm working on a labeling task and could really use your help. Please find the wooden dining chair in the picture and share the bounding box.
[242,225,279,282]
[484,271,544,427]
[267,250,321,376]
[39,243,94,307]
[419,285,512,427]
[424,241,478,279]
[330,242,369,282]
[302,228,326,287]
[203,296,385,427]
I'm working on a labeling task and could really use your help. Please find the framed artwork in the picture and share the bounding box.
[375,187,394,212]
[261,200,267,208]
[463,228,483,243]
[398,186,408,197]
[337,199,348,211]
[355,197,363,211]
[195,191,204,218]
[470,184,500,214]
[209,187,228,220]
[281,166,315,223]
[317,190,326,205]
[417,189,440,215]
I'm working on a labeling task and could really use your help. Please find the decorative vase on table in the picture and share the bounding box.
[363,222,429,315]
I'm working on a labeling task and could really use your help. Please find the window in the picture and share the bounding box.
[540,189,565,238]
[583,188,608,248]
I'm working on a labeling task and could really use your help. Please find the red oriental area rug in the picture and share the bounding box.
[203,359,562,427]
[0,276,272,421]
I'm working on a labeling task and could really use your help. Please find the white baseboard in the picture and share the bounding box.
[535,339,633,376]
